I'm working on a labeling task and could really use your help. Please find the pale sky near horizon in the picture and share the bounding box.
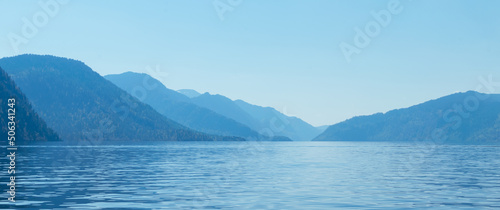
[1,0,499,126]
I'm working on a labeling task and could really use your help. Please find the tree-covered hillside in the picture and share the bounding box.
[0,66,60,143]
[314,91,500,144]
[0,54,243,142]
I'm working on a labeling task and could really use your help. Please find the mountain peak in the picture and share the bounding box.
[1,54,88,70]
[177,89,202,98]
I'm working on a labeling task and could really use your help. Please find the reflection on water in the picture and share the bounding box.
[1,141,499,209]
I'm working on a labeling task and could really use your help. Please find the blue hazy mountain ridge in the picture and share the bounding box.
[177,89,201,98]
[316,125,329,133]
[179,90,324,141]
[190,93,261,130]
[0,66,60,143]
[313,91,500,143]
[190,93,324,141]
[105,72,322,141]
[104,72,290,141]
[233,100,323,141]
[0,54,244,142]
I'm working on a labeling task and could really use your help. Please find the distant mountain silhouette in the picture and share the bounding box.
[106,72,320,141]
[316,125,329,133]
[178,89,201,98]
[190,93,323,140]
[105,72,285,140]
[314,91,500,143]
[191,93,261,130]
[233,100,322,141]
[0,66,60,143]
[0,55,244,142]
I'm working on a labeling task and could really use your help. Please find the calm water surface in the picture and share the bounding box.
[1,141,499,209]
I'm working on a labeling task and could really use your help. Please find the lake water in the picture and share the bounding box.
[1,141,499,209]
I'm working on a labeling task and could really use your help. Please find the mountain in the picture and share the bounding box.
[178,89,201,98]
[107,72,319,141]
[191,93,261,130]
[105,72,275,140]
[313,91,500,144]
[0,54,244,142]
[191,93,323,141]
[316,125,329,133]
[106,72,191,103]
[234,100,322,141]
[0,66,60,143]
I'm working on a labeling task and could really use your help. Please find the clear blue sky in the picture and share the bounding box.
[1,0,499,126]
